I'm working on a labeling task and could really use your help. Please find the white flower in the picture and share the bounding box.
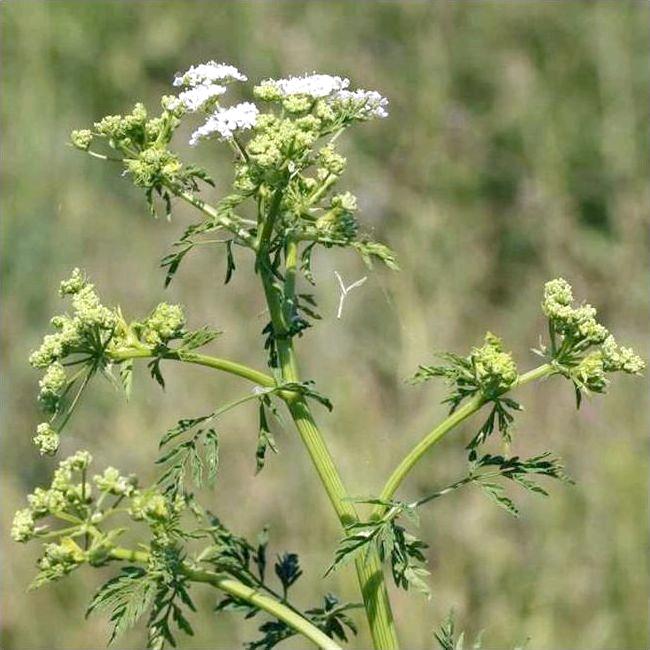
[333,89,389,118]
[263,73,350,99]
[176,84,227,112]
[189,102,259,145]
[173,61,246,87]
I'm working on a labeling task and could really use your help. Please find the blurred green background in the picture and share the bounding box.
[2,2,648,649]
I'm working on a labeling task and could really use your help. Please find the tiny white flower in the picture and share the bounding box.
[173,61,246,87]
[177,84,227,112]
[334,89,389,118]
[189,102,259,145]
[264,73,350,99]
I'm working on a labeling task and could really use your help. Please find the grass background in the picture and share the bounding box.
[1,2,648,649]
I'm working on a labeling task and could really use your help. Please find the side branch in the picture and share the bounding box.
[170,186,258,248]
[108,548,341,650]
[108,347,275,388]
[377,363,554,506]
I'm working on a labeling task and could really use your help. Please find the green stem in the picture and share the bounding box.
[108,548,340,650]
[171,187,257,248]
[185,568,342,650]
[259,240,399,650]
[108,347,275,388]
[377,363,554,507]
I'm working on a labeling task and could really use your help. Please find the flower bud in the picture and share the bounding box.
[11,508,35,542]
[33,423,60,456]
[70,129,93,151]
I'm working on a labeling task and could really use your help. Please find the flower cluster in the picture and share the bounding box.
[173,62,246,118]
[173,61,246,88]
[189,102,259,145]
[542,278,609,346]
[70,97,212,217]
[471,333,518,397]
[12,450,184,588]
[411,332,519,412]
[71,62,397,273]
[93,466,137,496]
[27,269,222,456]
[133,302,186,347]
[33,422,60,456]
[28,270,125,453]
[29,270,115,370]
[540,278,644,396]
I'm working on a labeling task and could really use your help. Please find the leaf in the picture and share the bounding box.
[204,429,220,486]
[148,358,166,390]
[145,557,196,650]
[300,242,317,285]
[281,380,333,411]
[225,240,236,284]
[256,401,278,474]
[255,526,269,582]
[160,415,211,448]
[86,566,157,644]
[274,553,302,596]
[434,611,458,650]
[305,594,361,643]
[353,239,400,271]
[327,527,377,575]
[479,482,519,517]
[118,359,134,400]
[179,326,222,352]
[161,243,193,288]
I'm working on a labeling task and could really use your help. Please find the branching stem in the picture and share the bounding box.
[108,547,341,650]
[375,363,554,510]
[108,347,275,388]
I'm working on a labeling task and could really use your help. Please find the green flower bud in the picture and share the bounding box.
[94,114,127,140]
[50,452,93,497]
[318,145,346,176]
[601,335,645,375]
[70,129,93,151]
[253,81,283,102]
[574,352,608,393]
[65,450,93,471]
[93,466,136,496]
[27,487,67,517]
[542,278,573,320]
[145,117,165,141]
[38,538,85,578]
[129,490,170,522]
[295,115,321,132]
[29,334,65,368]
[314,99,336,123]
[282,95,313,114]
[141,303,186,346]
[33,423,60,456]
[59,268,86,296]
[11,508,35,542]
[71,285,116,331]
[124,147,183,188]
[38,362,67,413]
[472,333,518,395]
[161,94,184,115]
[129,102,147,125]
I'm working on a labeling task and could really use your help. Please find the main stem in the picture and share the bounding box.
[260,237,399,650]
[109,548,341,650]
